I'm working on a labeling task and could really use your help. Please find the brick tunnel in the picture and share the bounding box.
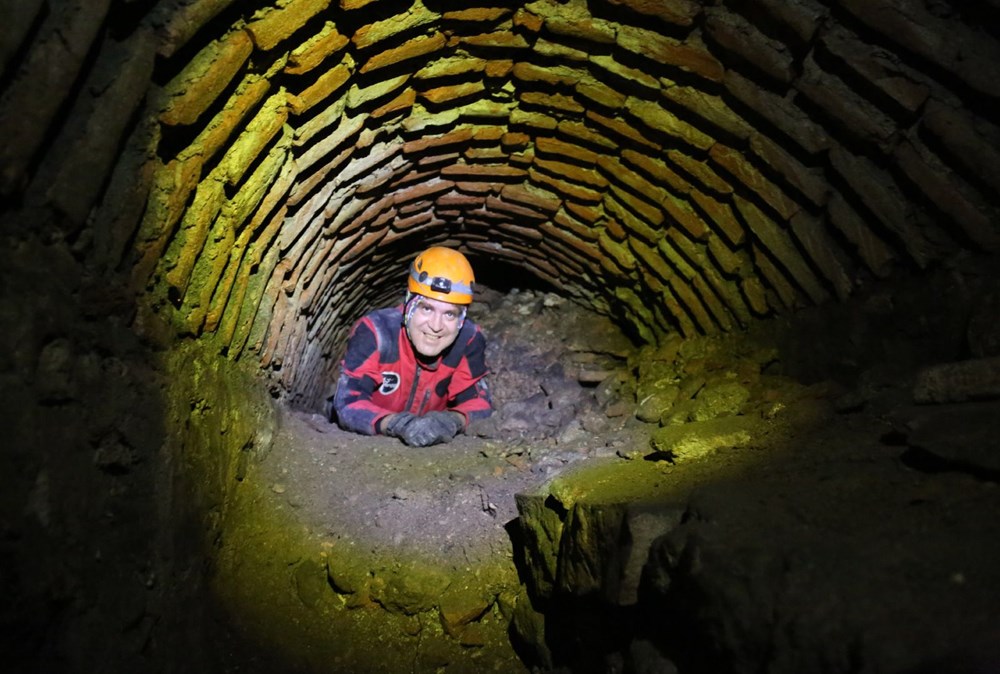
[3,1,1000,673]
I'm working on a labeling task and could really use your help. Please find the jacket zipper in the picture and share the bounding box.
[417,390,431,415]
[404,363,421,412]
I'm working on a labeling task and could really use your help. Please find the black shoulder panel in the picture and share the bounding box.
[368,306,403,363]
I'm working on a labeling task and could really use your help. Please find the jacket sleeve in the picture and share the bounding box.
[333,320,393,435]
[447,328,493,424]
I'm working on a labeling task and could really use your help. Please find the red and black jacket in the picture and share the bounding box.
[333,305,492,435]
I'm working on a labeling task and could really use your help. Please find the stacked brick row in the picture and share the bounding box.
[2,0,997,410]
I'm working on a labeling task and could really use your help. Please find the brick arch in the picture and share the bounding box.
[3,0,999,411]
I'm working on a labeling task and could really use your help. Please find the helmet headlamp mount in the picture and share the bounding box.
[407,247,475,305]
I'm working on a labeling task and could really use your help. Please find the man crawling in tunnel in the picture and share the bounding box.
[332,246,493,446]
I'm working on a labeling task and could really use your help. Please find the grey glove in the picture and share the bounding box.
[396,411,463,447]
[382,412,417,437]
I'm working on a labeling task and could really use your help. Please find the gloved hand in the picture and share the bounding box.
[395,411,464,447]
[381,412,417,438]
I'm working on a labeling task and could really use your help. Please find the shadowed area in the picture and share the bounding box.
[2,0,1000,672]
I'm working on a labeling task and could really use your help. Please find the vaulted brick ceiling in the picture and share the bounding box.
[2,0,998,408]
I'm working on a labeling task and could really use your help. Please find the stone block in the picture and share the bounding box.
[246,0,330,51]
[485,194,548,221]
[360,32,446,73]
[575,79,627,110]
[530,167,603,203]
[913,357,1000,404]
[737,195,828,304]
[606,188,663,242]
[520,90,585,114]
[621,151,689,202]
[512,61,582,87]
[636,387,681,423]
[414,54,486,81]
[704,8,795,84]
[351,3,438,49]
[534,36,589,61]
[818,23,929,115]
[442,7,511,22]
[751,242,801,310]
[545,14,616,44]
[892,139,1000,252]
[829,146,938,268]
[616,25,724,82]
[513,7,543,32]
[288,62,351,114]
[345,73,410,111]
[586,110,660,149]
[789,211,854,301]
[837,0,1000,98]
[162,177,226,295]
[599,231,637,272]
[0,0,111,194]
[796,53,897,149]
[747,0,826,45]
[705,231,746,276]
[709,144,800,221]
[485,58,514,78]
[419,80,485,106]
[921,100,1000,196]
[897,401,1000,472]
[604,217,628,242]
[371,87,416,119]
[185,77,271,165]
[219,92,289,186]
[159,30,253,126]
[590,53,661,94]
[442,164,526,181]
[666,231,741,331]
[606,0,701,26]
[749,133,828,207]
[723,70,831,156]
[510,107,559,131]
[533,157,607,191]
[285,22,349,75]
[741,275,770,316]
[626,97,716,151]
[41,29,157,227]
[597,156,660,208]
[457,31,530,49]
[500,184,562,213]
[514,492,564,599]
[650,414,755,461]
[690,190,743,246]
[536,136,599,165]
[826,191,895,278]
[661,192,709,242]
[663,86,753,142]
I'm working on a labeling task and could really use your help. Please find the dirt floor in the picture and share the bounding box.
[226,263,1000,673]
[262,287,645,572]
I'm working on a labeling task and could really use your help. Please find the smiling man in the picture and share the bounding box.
[332,247,493,447]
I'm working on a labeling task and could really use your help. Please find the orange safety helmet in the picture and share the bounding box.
[407,247,475,305]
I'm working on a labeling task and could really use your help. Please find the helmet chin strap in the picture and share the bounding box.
[403,291,467,332]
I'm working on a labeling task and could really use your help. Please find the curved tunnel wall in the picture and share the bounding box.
[4,0,1000,412]
[2,1,1000,671]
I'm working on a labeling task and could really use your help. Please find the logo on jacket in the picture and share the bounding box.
[379,371,401,395]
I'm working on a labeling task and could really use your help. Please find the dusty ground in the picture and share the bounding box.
[258,287,646,573]
[230,263,1000,673]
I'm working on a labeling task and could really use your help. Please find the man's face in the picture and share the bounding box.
[406,295,463,358]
